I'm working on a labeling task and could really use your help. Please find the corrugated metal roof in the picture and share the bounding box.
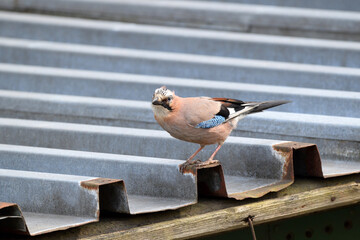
[0,170,126,235]
[0,118,295,194]
[0,0,359,236]
[1,0,360,41]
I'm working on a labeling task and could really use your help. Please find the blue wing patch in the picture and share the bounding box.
[195,115,226,129]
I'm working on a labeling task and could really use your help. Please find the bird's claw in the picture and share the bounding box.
[179,159,220,173]
[179,159,202,173]
[189,159,202,165]
[197,159,220,166]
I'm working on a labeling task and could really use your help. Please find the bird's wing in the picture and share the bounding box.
[211,97,246,111]
[212,98,291,122]
[211,97,263,123]
[182,97,287,129]
[182,97,224,128]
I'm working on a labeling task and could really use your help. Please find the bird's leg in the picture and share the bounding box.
[199,144,222,166]
[186,145,205,164]
[179,145,204,172]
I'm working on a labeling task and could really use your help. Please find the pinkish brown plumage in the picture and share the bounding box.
[151,86,289,171]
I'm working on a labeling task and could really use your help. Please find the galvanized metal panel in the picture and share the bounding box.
[0,118,295,200]
[1,11,360,68]
[0,91,357,178]
[1,169,98,217]
[1,38,360,96]
[0,144,198,214]
[1,0,359,40]
[0,169,127,235]
[0,1,359,237]
[234,112,360,163]
[181,0,360,12]
[21,212,96,235]
[1,62,359,97]
[0,89,357,143]
[0,66,359,118]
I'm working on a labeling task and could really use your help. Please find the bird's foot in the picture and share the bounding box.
[197,159,220,167]
[179,159,202,173]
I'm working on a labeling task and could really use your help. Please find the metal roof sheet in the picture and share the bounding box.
[1,0,360,40]
[1,38,360,93]
[180,0,360,12]
[0,64,359,118]
[0,1,359,236]
[0,117,293,185]
[0,169,126,235]
[0,141,295,199]
[0,90,357,178]
[0,144,198,214]
[1,11,360,67]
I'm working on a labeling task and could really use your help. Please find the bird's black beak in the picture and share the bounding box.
[152,97,162,105]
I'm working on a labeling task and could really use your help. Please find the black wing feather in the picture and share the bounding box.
[216,104,230,119]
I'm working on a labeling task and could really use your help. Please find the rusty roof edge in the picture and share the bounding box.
[272,142,295,181]
[273,142,324,178]
[0,202,29,235]
[80,178,130,215]
[224,141,295,200]
[228,180,293,200]
[192,163,228,197]
[185,159,293,201]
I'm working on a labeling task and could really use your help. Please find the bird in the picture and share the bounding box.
[151,86,290,171]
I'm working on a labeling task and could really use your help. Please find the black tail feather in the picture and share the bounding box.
[248,100,291,113]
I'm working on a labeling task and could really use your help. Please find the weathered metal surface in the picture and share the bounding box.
[1,11,360,69]
[238,113,360,178]
[1,38,360,96]
[0,1,359,237]
[0,144,198,215]
[182,0,360,12]
[1,59,358,93]
[0,90,358,178]
[193,163,228,198]
[0,87,354,142]
[225,140,295,200]
[0,169,127,235]
[0,202,28,235]
[0,87,355,124]
[274,142,323,178]
[273,142,360,178]
[1,0,359,41]
[78,182,360,240]
[0,118,297,201]
[0,69,359,118]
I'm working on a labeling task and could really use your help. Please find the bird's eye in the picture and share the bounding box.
[167,97,171,101]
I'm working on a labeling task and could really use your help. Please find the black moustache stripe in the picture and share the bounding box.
[162,102,172,111]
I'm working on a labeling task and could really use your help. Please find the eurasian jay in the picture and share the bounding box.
[151,86,289,171]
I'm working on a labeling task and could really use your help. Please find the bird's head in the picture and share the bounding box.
[151,86,175,116]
